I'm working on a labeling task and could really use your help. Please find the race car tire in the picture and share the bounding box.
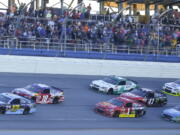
[52,97,59,104]
[107,88,113,95]
[31,97,36,102]
[136,110,145,117]
[159,101,167,107]
[129,88,133,91]
[0,107,6,114]
[113,111,120,117]
[23,107,30,115]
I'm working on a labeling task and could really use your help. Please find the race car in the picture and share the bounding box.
[120,88,167,107]
[161,105,180,122]
[12,83,64,104]
[0,93,36,115]
[90,76,138,94]
[95,97,146,118]
[161,79,180,96]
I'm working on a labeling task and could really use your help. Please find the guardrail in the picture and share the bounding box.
[0,38,179,60]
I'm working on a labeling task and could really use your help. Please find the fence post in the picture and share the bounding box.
[19,40,22,49]
[15,38,18,49]
[33,41,35,50]
[74,43,77,52]
[47,38,50,51]
[128,47,130,54]
[87,43,89,53]
[141,47,143,55]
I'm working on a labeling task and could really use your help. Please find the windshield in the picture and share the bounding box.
[0,95,11,103]
[175,80,180,85]
[131,89,147,97]
[103,77,119,85]
[174,105,180,111]
[107,99,123,107]
[24,85,41,92]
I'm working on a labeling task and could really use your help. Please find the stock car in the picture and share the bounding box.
[95,97,146,118]
[0,93,36,115]
[120,88,167,107]
[12,83,64,104]
[90,76,138,94]
[162,79,180,96]
[161,105,180,122]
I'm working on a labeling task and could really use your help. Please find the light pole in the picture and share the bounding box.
[59,2,83,56]
[61,0,63,16]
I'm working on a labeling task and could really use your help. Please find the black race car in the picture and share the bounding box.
[120,88,167,107]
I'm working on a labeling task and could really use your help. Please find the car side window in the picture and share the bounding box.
[42,89,50,94]
[126,81,132,85]
[10,99,20,105]
[20,99,27,104]
[118,81,126,85]
[146,92,154,98]
[125,103,132,107]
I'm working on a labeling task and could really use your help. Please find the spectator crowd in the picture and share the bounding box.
[0,3,179,50]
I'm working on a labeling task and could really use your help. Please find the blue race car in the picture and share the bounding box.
[0,93,36,115]
[161,105,180,122]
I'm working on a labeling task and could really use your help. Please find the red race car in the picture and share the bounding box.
[95,97,146,118]
[12,83,64,104]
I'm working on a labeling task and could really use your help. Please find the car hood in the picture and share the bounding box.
[163,108,180,117]
[14,88,35,96]
[93,80,115,88]
[120,92,143,100]
[0,101,5,105]
[166,82,180,89]
[97,102,117,109]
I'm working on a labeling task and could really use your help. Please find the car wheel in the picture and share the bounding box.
[0,107,6,114]
[113,111,120,117]
[52,97,59,104]
[159,100,167,107]
[31,97,36,102]
[136,110,145,117]
[107,88,113,95]
[129,88,133,91]
[23,107,30,115]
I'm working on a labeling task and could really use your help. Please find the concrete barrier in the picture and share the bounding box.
[0,48,180,62]
[0,55,179,78]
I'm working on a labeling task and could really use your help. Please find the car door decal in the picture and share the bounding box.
[11,105,20,112]
[148,98,155,105]
[42,95,49,103]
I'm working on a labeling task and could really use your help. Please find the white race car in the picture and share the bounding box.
[162,79,180,96]
[90,76,138,94]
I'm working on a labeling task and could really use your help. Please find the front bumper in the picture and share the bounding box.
[95,107,113,117]
[161,89,180,96]
[161,113,178,122]
[90,84,100,90]
[59,96,64,102]
[90,84,108,93]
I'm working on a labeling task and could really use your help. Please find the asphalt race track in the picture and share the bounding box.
[0,73,180,129]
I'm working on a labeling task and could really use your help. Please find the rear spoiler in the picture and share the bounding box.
[51,86,64,92]
[127,78,138,84]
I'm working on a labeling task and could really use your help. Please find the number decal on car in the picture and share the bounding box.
[148,98,155,105]
[42,95,49,103]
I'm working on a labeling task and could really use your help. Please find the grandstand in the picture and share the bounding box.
[0,0,179,62]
